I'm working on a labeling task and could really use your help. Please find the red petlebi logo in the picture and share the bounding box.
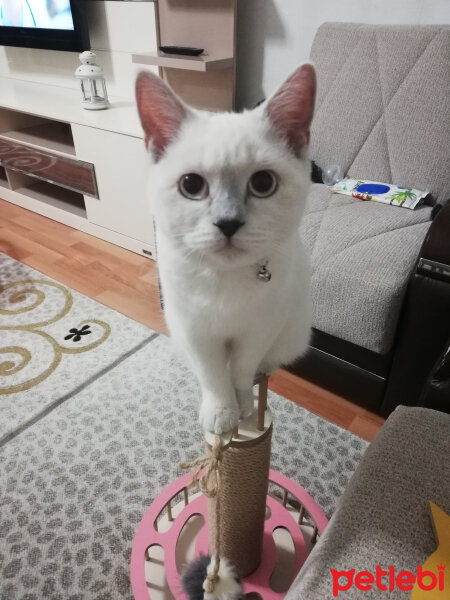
[330,564,445,597]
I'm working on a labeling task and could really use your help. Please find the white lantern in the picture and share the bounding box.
[75,51,109,110]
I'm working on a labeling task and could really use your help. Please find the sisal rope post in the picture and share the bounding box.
[180,376,271,589]
[207,425,272,577]
[207,376,271,578]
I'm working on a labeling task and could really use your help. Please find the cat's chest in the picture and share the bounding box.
[163,264,276,329]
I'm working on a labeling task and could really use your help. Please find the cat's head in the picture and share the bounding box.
[136,65,315,269]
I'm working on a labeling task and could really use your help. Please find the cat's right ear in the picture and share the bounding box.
[136,71,187,160]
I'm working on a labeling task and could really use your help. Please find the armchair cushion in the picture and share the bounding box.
[310,23,450,204]
[286,406,450,599]
[303,22,449,354]
[301,184,432,353]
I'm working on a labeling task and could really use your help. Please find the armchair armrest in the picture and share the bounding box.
[419,340,450,412]
[417,201,450,283]
[382,201,450,415]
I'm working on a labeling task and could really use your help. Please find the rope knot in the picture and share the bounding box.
[179,435,222,498]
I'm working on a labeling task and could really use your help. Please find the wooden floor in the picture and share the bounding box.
[0,199,385,441]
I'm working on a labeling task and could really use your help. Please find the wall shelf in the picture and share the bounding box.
[151,0,237,111]
[132,51,233,72]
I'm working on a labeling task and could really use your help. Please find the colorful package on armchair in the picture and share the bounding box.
[331,179,429,209]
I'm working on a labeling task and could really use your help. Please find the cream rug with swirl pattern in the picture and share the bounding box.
[0,252,157,445]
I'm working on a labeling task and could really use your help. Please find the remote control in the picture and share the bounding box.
[159,46,204,57]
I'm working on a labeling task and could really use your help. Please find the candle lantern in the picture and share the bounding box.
[75,51,109,110]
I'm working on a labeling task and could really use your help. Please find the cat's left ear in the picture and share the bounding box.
[136,71,188,159]
[265,63,316,154]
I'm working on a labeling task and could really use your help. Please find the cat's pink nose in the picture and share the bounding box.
[214,219,245,238]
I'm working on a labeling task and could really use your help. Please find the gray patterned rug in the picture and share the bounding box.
[0,253,369,600]
[0,252,153,445]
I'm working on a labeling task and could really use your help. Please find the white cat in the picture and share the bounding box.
[136,64,315,434]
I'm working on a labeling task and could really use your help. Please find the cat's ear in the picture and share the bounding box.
[265,63,316,154]
[136,71,188,159]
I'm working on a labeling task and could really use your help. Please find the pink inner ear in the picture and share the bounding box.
[136,72,186,158]
[266,64,316,153]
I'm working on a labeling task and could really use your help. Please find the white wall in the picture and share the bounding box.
[0,1,157,99]
[236,0,450,109]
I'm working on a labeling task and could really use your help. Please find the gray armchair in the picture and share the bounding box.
[291,23,450,415]
[287,406,450,599]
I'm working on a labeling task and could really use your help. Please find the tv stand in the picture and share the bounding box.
[0,77,155,259]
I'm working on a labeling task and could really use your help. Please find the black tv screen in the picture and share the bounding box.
[0,0,89,51]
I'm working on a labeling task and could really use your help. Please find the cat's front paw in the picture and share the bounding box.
[236,389,254,419]
[199,402,239,434]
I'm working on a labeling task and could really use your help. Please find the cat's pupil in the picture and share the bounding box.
[249,170,277,197]
[179,173,207,200]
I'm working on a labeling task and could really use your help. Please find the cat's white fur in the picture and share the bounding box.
[204,556,242,600]
[136,65,315,434]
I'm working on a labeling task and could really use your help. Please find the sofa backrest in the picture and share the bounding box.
[309,23,450,203]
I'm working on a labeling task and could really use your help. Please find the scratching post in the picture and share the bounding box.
[130,375,329,600]
[207,416,272,577]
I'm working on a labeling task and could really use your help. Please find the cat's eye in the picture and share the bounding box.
[178,173,209,200]
[248,170,278,198]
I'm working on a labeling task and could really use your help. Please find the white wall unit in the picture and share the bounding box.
[72,124,153,246]
[0,78,155,258]
[0,183,152,256]
[0,77,148,138]
[0,0,158,257]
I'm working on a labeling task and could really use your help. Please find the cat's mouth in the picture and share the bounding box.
[185,234,255,266]
[213,239,249,262]
[218,242,244,256]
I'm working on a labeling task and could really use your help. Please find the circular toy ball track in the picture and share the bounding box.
[130,470,328,599]
[130,381,328,600]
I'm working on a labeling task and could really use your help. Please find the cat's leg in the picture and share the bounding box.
[229,337,269,419]
[175,332,239,434]
[260,310,311,376]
